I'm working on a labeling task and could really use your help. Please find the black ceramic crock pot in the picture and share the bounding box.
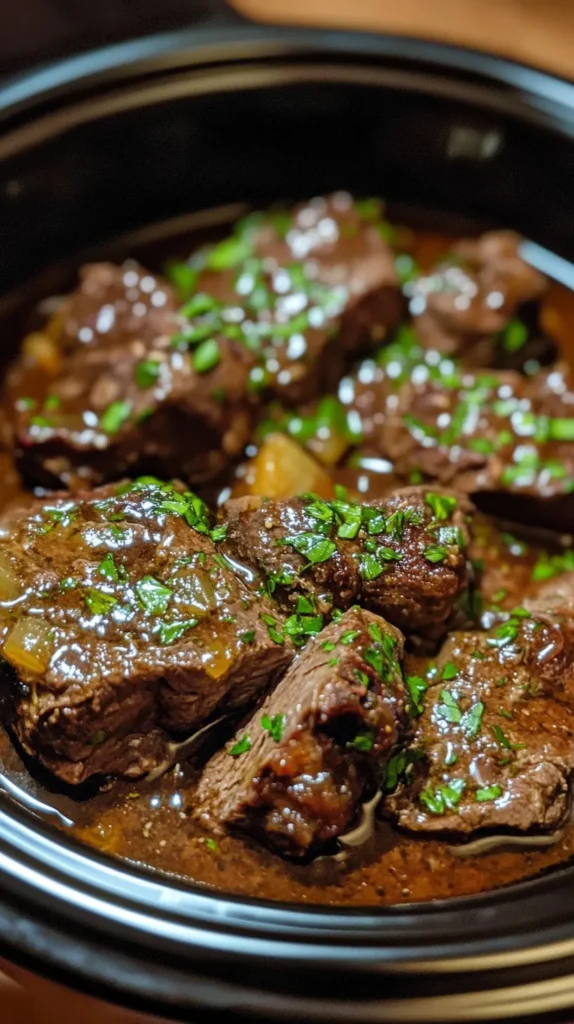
[2,4,574,1021]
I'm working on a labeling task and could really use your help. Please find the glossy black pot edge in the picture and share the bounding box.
[2,24,574,133]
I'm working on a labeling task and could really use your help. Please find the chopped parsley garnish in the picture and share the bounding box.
[260,614,285,645]
[425,492,457,521]
[283,532,337,565]
[283,611,323,646]
[239,630,256,644]
[159,619,198,645]
[135,359,161,389]
[531,547,574,582]
[498,708,513,720]
[206,235,252,271]
[441,660,458,681]
[475,785,502,802]
[322,640,336,652]
[98,552,120,582]
[491,724,526,751]
[419,778,466,815]
[437,689,462,724]
[339,629,361,646]
[192,338,221,374]
[461,701,484,739]
[354,668,370,687]
[347,731,374,752]
[135,575,173,615]
[205,838,218,852]
[381,748,423,793]
[85,588,118,615]
[99,400,132,435]
[424,544,449,564]
[500,319,527,353]
[228,734,252,757]
[487,617,521,648]
[405,674,427,716]
[261,713,286,743]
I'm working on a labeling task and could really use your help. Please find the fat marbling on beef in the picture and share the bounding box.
[0,479,291,785]
[387,609,574,836]
[194,608,408,857]
[223,485,473,645]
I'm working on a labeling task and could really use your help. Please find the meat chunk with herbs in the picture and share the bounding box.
[408,231,553,370]
[0,479,291,785]
[194,608,408,857]
[14,328,254,490]
[387,611,574,836]
[223,486,473,645]
[376,363,574,531]
[171,193,403,406]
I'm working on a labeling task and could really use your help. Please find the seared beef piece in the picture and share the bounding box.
[387,612,574,836]
[409,231,552,369]
[194,608,408,857]
[13,325,254,489]
[223,486,473,644]
[362,362,574,530]
[189,193,403,405]
[42,261,180,354]
[0,479,291,785]
[12,196,402,488]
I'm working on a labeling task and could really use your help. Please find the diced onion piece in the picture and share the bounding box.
[176,570,218,615]
[249,433,334,499]
[3,616,53,675]
[22,332,62,377]
[201,638,234,679]
[0,552,22,601]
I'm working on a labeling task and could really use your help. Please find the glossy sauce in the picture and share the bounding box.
[1,223,574,905]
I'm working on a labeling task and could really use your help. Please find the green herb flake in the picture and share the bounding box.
[261,713,286,743]
[159,619,199,645]
[441,660,458,681]
[347,731,374,752]
[425,492,457,521]
[405,674,428,716]
[192,338,221,374]
[283,532,337,565]
[420,778,466,815]
[424,544,449,564]
[85,588,118,615]
[354,667,370,687]
[340,629,360,646]
[228,734,252,757]
[99,400,132,435]
[461,701,485,739]
[475,785,503,802]
[135,575,173,615]
[437,689,462,724]
[205,838,218,852]
[135,358,161,389]
[239,630,256,644]
[98,552,119,582]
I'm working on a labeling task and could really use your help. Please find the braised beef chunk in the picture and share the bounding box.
[188,193,403,405]
[195,608,407,857]
[13,326,254,489]
[42,261,180,354]
[409,231,552,369]
[223,486,473,644]
[11,196,402,489]
[387,612,574,836]
[0,479,291,785]
[379,363,574,529]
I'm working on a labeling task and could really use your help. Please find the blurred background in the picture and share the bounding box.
[0,0,573,77]
[1,0,573,1021]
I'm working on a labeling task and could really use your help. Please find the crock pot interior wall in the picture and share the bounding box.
[2,30,574,1023]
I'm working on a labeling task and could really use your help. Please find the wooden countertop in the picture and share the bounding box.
[3,0,574,1020]
[236,0,574,79]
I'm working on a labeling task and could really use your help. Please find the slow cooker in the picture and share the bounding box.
[1,2,574,1020]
